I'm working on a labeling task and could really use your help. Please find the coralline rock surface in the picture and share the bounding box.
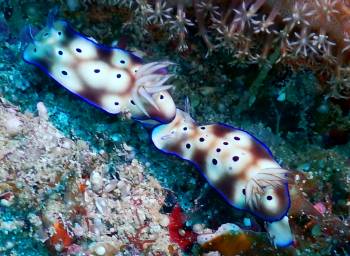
[0,97,173,255]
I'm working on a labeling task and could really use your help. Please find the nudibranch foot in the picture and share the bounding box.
[23,20,176,124]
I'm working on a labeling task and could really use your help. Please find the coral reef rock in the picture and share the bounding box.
[0,97,173,255]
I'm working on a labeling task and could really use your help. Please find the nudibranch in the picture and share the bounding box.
[23,20,176,123]
[151,109,293,247]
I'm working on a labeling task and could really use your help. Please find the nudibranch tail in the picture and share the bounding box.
[23,20,176,124]
[266,216,293,247]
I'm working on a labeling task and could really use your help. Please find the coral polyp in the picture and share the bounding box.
[93,0,350,98]
[146,0,172,25]
[282,2,315,28]
[288,28,317,57]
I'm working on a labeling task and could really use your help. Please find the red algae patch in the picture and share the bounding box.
[168,204,197,250]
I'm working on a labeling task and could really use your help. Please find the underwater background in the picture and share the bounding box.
[0,0,349,255]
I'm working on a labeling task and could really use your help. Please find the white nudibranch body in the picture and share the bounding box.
[23,20,176,123]
[151,109,293,247]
